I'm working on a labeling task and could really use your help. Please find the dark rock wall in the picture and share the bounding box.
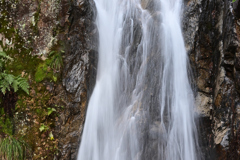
[183,0,240,159]
[55,0,98,159]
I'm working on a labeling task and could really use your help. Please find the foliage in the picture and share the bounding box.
[13,76,29,94]
[49,50,63,71]
[0,113,13,135]
[0,51,29,95]
[0,136,29,160]
[0,1,62,159]
[47,107,56,116]
[35,41,64,83]
[233,0,236,2]
[0,51,13,70]
[35,60,53,83]
[39,124,49,132]
[0,74,29,95]
[0,73,15,94]
[48,40,65,72]
[0,52,31,160]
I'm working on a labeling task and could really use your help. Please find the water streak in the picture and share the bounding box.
[159,0,199,159]
[77,0,199,160]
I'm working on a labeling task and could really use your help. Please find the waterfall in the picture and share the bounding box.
[158,0,199,159]
[77,0,199,160]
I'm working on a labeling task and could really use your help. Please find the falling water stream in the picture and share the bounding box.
[77,0,199,160]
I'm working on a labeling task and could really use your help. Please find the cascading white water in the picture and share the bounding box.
[77,1,140,159]
[158,1,199,160]
[77,0,199,160]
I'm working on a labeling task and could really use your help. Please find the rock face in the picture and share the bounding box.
[1,0,98,159]
[62,0,240,159]
[183,0,240,159]
[0,0,63,55]
[55,0,98,159]
[2,0,239,159]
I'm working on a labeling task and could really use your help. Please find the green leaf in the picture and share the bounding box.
[47,108,56,116]
[49,51,56,57]
[39,124,48,132]
[39,125,45,132]
[0,51,7,57]
[233,0,236,2]
[0,51,13,61]
[0,136,29,160]
[0,73,29,95]
[4,73,14,85]
[0,79,10,94]
[0,59,4,68]
[53,75,57,82]
[12,79,19,92]
[16,76,29,94]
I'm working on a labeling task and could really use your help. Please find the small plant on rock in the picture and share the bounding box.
[0,51,29,95]
[0,136,29,160]
[0,51,29,121]
[35,41,64,83]
[48,50,63,72]
[0,51,30,160]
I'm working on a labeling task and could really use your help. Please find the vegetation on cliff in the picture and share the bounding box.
[0,0,66,159]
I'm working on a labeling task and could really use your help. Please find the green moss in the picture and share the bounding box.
[35,59,56,83]
[16,98,24,110]
[0,111,13,135]
[35,62,49,82]
[0,1,62,158]
[35,108,45,118]
[0,0,42,77]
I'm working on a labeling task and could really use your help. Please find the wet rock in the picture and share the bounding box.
[183,0,240,158]
[233,0,240,18]
[55,0,98,159]
[141,0,160,14]
[195,92,212,117]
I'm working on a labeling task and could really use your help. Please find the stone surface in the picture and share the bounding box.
[1,0,240,159]
[0,0,97,159]
[54,0,98,159]
[183,0,240,159]
[58,0,240,158]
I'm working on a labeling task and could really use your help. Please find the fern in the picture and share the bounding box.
[49,51,63,71]
[0,73,29,95]
[0,59,4,69]
[0,51,13,65]
[12,79,18,93]
[0,73,14,94]
[0,80,10,94]
[15,76,29,95]
[0,51,13,70]
[3,73,14,85]
[0,51,13,61]
[0,136,29,160]
[0,51,29,95]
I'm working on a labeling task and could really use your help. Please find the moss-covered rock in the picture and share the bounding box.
[35,59,54,83]
[0,0,70,159]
